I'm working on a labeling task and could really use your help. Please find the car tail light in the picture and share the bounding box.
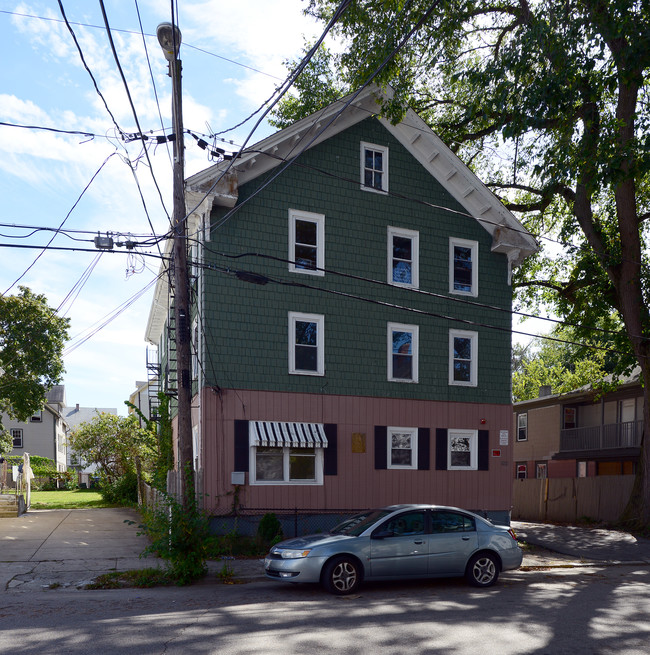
[507,528,518,541]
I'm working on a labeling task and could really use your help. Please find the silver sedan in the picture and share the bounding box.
[264,504,523,594]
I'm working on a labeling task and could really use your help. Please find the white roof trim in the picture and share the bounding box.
[186,84,537,268]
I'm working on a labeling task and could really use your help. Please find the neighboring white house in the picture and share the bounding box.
[63,403,117,487]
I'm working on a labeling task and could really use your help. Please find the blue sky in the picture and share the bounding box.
[0,1,323,414]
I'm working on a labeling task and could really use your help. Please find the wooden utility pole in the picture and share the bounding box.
[157,22,194,508]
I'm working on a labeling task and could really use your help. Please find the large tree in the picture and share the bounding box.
[287,0,650,525]
[0,287,70,453]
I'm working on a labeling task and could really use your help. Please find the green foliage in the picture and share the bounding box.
[152,393,174,491]
[0,286,70,422]
[68,412,156,485]
[100,470,138,505]
[4,455,57,477]
[512,325,613,401]
[257,512,283,548]
[269,43,345,129]
[86,568,171,589]
[139,488,211,585]
[0,429,11,457]
[302,0,650,522]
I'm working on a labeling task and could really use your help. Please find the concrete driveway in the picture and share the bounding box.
[0,507,163,591]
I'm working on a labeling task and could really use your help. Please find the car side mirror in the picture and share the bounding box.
[371,529,394,539]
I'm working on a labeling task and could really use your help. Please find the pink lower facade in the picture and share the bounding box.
[190,388,516,522]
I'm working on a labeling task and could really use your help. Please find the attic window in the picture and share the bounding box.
[361,142,388,193]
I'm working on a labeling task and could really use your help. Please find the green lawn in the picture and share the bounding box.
[29,489,115,509]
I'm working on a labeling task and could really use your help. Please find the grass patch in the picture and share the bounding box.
[30,489,116,509]
[85,568,172,589]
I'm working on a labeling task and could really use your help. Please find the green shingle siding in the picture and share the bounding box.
[200,117,512,404]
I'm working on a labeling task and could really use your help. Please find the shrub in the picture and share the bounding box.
[257,512,283,549]
[139,486,211,585]
[100,471,138,505]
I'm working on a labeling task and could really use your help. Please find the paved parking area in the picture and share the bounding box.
[0,507,163,590]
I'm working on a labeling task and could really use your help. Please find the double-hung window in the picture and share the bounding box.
[448,429,478,470]
[289,312,324,376]
[449,238,478,296]
[388,323,418,382]
[361,142,388,193]
[388,226,419,288]
[449,329,477,386]
[517,413,528,441]
[289,209,325,275]
[11,429,23,448]
[387,427,418,469]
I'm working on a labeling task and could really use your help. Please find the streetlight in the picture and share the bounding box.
[157,21,194,508]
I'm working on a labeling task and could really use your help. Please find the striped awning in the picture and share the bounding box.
[249,421,328,448]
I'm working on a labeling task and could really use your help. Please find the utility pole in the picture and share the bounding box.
[157,22,194,508]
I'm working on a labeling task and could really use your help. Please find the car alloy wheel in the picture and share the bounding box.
[322,556,361,595]
[466,552,499,587]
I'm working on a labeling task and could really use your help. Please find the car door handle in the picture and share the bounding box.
[414,540,424,544]
[462,536,470,541]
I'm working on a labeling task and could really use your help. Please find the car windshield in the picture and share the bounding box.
[330,510,393,536]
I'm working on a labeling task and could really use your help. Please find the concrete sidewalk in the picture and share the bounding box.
[0,507,163,591]
[512,521,650,564]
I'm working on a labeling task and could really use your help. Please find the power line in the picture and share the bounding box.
[0,8,281,80]
[2,152,118,297]
[195,242,643,345]
[196,258,641,361]
[57,0,125,139]
[98,0,171,229]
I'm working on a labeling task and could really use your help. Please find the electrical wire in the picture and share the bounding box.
[98,0,172,230]
[194,242,636,343]
[0,8,280,81]
[57,252,104,316]
[63,273,161,356]
[2,152,117,297]
[194,257,641,361]
[57,0,125,139]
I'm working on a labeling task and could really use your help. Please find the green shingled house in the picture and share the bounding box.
[145,86,537,525]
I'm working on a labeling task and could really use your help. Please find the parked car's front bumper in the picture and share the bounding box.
[264,554,329,583]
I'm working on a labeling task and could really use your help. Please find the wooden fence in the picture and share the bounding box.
[512,476,635,523]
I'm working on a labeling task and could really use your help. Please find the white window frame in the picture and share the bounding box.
[30,411,42,423]
[536,462,548,479]
[517,463,528,479]
[387,426,418,470]
[387,322,419,383]
[289,312,325,376]
[448,429,478,470]
[517,413,528,441]
[360,141,389,193]
[449,329,478,387]
[11,428,23,448]
[288,209,325,276]
[449,237,478,297]
[387,226,419,288]
[191,317,199,381]
[249,445,324,485]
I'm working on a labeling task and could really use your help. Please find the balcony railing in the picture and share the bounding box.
[560,420,644,452]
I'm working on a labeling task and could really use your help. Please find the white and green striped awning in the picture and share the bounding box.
[249,421,328,448]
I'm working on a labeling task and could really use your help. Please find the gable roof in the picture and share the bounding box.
[188,84,537,263]
[146,85,537,344]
